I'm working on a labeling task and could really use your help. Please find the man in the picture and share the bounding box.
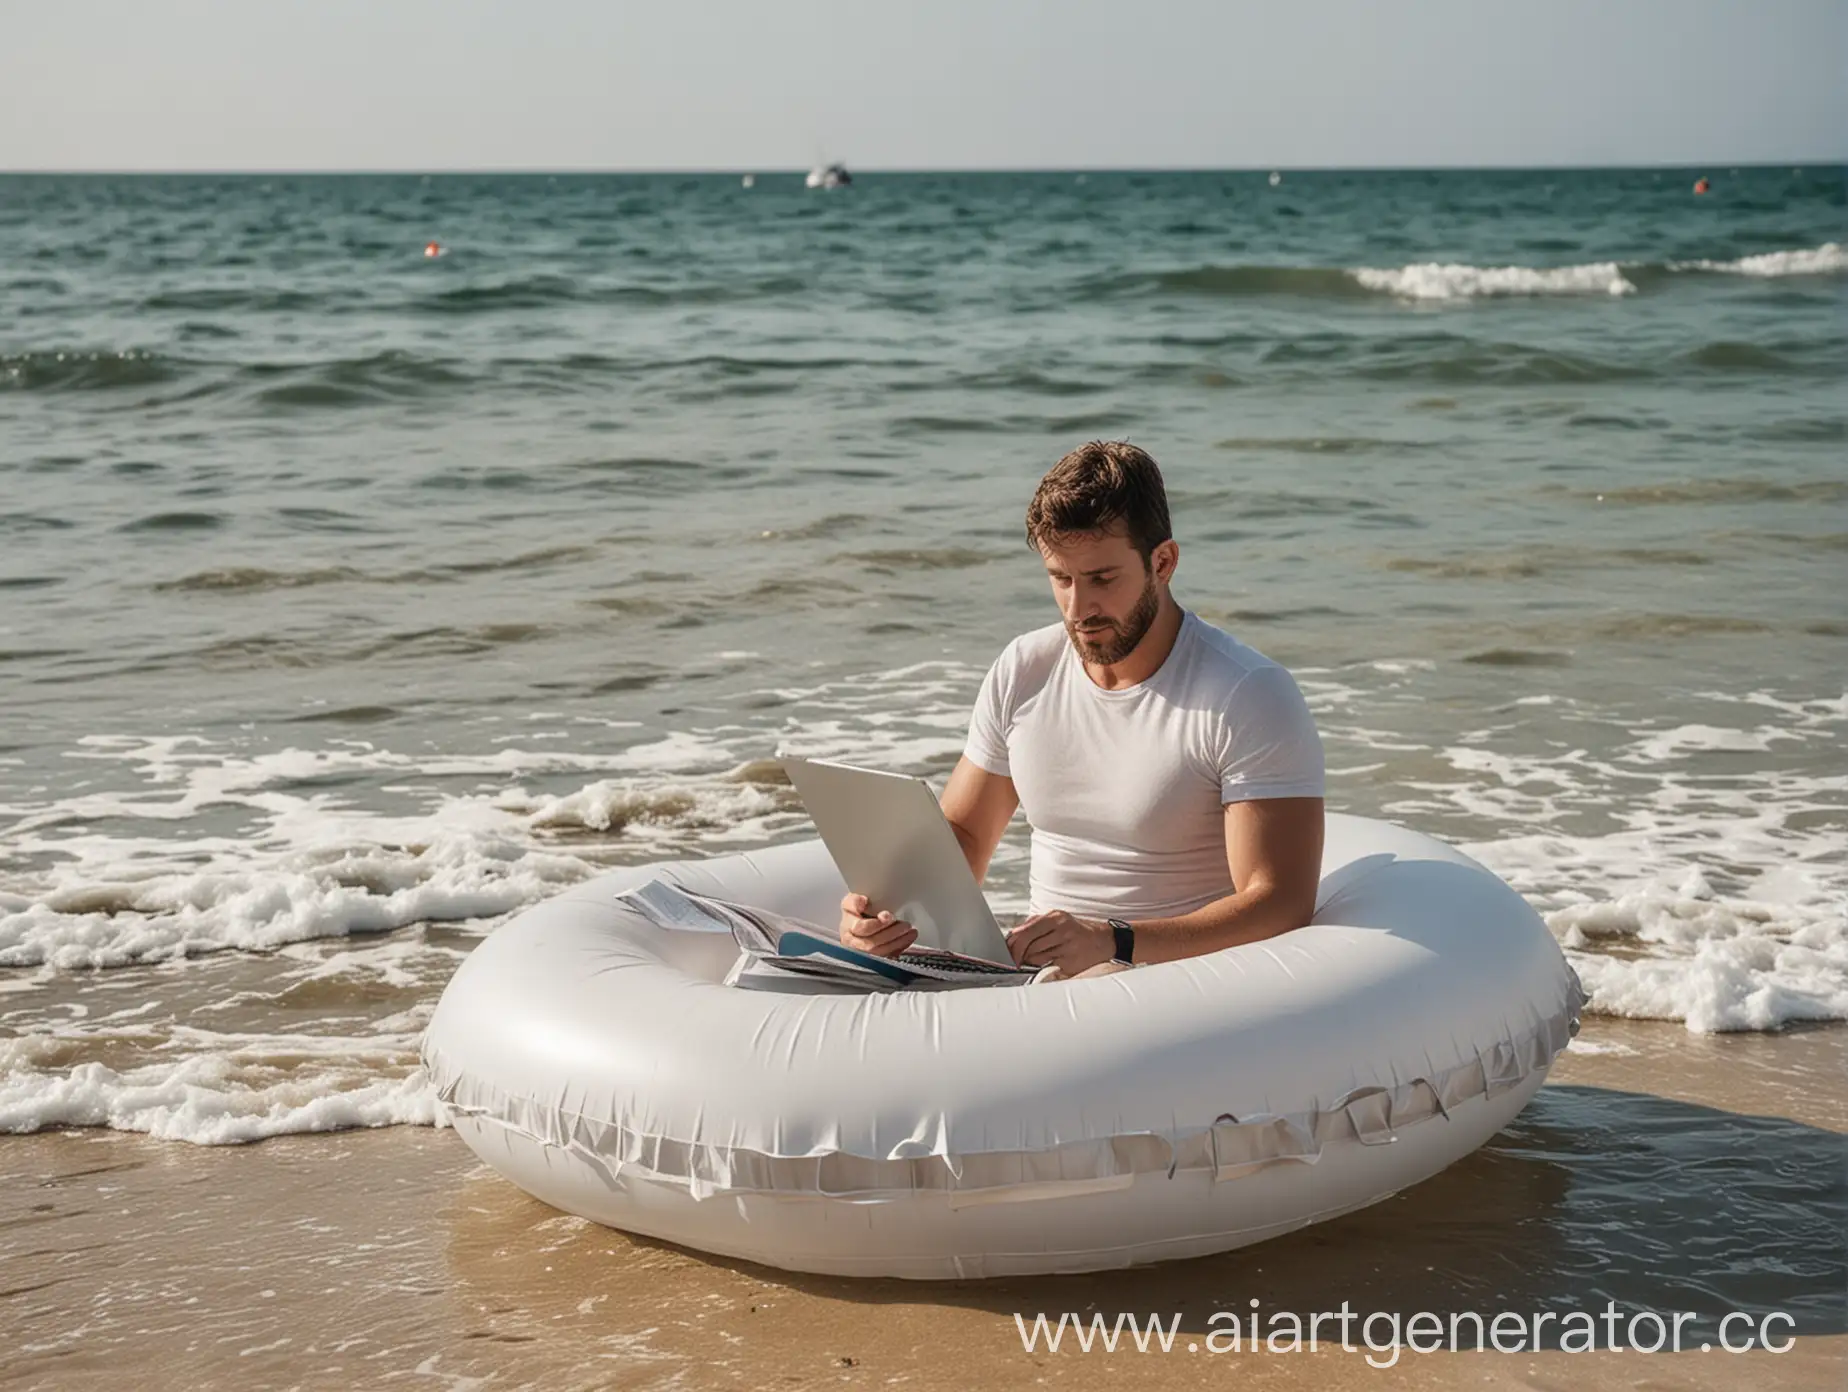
[838,440,1326,979]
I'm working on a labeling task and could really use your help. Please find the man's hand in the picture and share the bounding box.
[838,893,917,958]
[1006,909,1114,975]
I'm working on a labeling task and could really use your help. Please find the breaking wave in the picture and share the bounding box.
[1354,261,1636,299]
[1670,242,1847,278]
[1095,244,1844,303]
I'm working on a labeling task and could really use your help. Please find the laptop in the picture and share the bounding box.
[778,752,1017,967]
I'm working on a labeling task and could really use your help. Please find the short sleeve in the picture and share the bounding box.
[963,650,1014,776]
[1216,665,1325,803]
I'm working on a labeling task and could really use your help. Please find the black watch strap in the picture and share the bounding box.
[1107,917,1135,964]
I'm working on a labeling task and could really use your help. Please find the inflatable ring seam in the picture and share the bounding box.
[421,993,1578,1201]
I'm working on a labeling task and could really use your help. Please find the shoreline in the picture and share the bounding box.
[4,1019,1842,1390]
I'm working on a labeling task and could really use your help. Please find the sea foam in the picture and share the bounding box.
[0,1032,444,1143]
[1350,243,1844,301]
[0,778,788,971]
[0,670,976,972]
[1674,242,1846,277]
[1353,261,1637,300]
[1447,692,1847,1034]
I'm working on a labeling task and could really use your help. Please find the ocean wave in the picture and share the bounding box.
[1215,330,1652,389]
[421,274,582,312]
[1089,244,1841,305]
[0,732,814,971]
[1321,666,1848,1035]
[1320,339,1651,386]
[831,545,1004,573]
[1,832,593,970]
[1682,341,1810,373]
[0,513,77,534]
[151,546,595,595]
[1084,259,1636,302]
[1460,647,1573,667]
[1383,544,1714,581]
[1,349,181,392]
[1098,265,1370,300]
[140,287,321,314]
[1354,244,1845,301]
[0,1023,443,1143]
[495,780,790,836]
[116,510,227,534]
[1442,697,1848,1033]
[242,351,478,408]
[6,344,880,406]
[417,273,809,313]
[1354,261,1636,300]
[1558,478,1848,506]
[1214,435,1422,455]
[1671,242,1846,277]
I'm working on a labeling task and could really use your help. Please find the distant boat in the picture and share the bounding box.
[741,174,755,188]
[1269,171,1282,187]
[806,162,852,189]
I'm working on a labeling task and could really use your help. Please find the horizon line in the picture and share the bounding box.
[1,157,1841,178]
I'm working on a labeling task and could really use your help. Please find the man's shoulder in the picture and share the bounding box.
[1183,616,1320,752]
[1182,612,1292,691]
[992,621,1070,676]
[974,623,1067,716]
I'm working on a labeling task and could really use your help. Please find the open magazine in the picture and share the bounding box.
[616,879,1036,992]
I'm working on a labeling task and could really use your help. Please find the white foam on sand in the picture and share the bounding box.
[3,830,584,971]
[1441,692,1847,1034]
[1353,261,1636,300]
[0,734,811,971]
[0,1018,445,1143]
[1565,1038,1638,1056]
[0,660,983,975]
[1305,667,1846,1035]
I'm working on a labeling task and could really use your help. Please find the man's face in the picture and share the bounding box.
[1038,528,1165,666]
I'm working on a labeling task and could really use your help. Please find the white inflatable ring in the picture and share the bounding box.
[421,813,1584,1279]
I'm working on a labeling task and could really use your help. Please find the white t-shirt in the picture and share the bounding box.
[963,610,1324,919]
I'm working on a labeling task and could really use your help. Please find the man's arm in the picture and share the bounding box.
[1125,796,1323,963]
[837,756,1018,955]
[1005,797,1323,972]
[937,755,1019,884]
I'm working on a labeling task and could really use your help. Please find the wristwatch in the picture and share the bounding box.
[1107,917,1136,964]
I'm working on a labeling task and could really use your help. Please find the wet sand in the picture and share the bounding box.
[3,1019,1843,1391]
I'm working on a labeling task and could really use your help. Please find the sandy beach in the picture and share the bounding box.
[4,1018,1841,1391]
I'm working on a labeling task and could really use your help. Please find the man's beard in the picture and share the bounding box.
[1066,573,1160,666]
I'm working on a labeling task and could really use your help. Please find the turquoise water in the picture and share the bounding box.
[0,167,1843,1138]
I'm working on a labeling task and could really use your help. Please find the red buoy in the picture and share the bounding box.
[424,241,444,258]
[1692,178,1710,195]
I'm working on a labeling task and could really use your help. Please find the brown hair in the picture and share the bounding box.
[1024,440,1172,560]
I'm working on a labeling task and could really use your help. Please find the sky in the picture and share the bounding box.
[3,0,1843,171]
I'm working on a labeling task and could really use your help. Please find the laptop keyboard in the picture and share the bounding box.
[893,950,1025,975]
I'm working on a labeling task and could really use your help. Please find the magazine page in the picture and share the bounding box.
[625,880,1034,990]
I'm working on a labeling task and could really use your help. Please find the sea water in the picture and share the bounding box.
[1,167,1843,1140]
